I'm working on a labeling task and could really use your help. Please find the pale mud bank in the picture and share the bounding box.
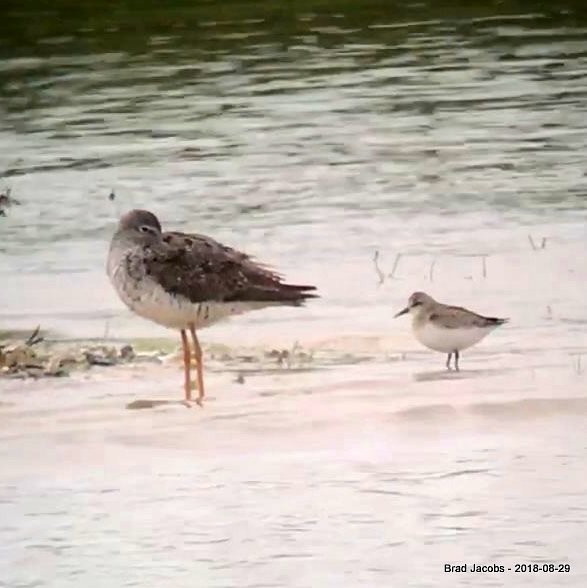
[1,326,585,466]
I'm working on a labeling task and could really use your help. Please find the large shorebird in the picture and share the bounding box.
[107,209,317,405]
[394,291,507,370]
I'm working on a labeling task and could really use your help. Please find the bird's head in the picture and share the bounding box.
[116,209,162,246]
[394,291,435,318]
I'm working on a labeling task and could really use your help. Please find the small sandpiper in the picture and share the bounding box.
[394,291,508,370]
[107,209,317,405]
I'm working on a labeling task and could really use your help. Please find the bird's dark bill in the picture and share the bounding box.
[394,307,409,318]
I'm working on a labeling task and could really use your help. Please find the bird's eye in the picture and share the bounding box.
[139,225,152,233]
[411,300,422,307]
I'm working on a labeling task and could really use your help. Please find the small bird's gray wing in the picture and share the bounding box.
[144,231,317,305]
[429,305,508,329]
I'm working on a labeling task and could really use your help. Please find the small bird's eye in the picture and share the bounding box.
[411,300,422,307]
[139,225,152,233]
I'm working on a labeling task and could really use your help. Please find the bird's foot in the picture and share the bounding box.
[180,397,204,408]
[180,399,204,408]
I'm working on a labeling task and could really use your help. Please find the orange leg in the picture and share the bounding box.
[189,323,205,406]
[180,329,192,403]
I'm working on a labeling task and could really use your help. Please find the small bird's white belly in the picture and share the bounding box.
[414,321,494,353]
[109,260,267,330]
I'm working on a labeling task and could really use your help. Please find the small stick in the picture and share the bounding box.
[25,325,44,347]
[429,259,436,282]
[388,253,402,279]
[541,237,547,249]
[373,250,385,286]
[481,255,487,279]
[528,235,537,250]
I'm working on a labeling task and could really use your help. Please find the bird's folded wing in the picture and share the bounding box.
[143,231,315,304]
[429,306,505,329]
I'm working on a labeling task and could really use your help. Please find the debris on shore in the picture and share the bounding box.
[0,327,161,379]
[1,327,375,383]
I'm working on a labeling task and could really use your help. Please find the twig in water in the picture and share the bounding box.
[388,253,402,279]
[429,259,436,282]
[481,255,488,279]
[572,354,583,375]
[109,190,116,201]
[373,250,385,286]
[528,235,547,251]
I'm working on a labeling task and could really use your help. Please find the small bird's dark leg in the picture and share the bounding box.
[454,350,460,372]
[446,353,452,370]
[189,323,205,407]
[180,329,192,404]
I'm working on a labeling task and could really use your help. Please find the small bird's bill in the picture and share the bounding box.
[394,306,409,318]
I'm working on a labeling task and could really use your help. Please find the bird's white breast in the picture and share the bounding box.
[108,251,267,330]
[413,320,496,353]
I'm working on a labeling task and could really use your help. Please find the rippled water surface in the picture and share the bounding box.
[1,0,587,586]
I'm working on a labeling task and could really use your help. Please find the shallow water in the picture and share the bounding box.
[1,0,587,586]
[2,359,587,587]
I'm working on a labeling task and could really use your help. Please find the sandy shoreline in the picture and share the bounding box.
[2,332,585,451]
